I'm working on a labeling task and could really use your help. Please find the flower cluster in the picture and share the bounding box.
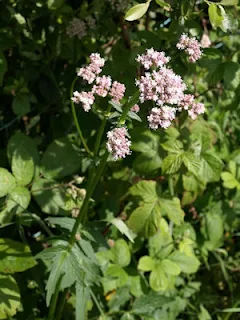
[136,48,205,130]
[176,34,202,63]
[66,16,95,40]
[106,127,131,160]
[72,53,126,113]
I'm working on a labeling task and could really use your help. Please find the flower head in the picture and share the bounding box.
[92,76,112,97]
[188,102,205,120]
[136,48,170,70]
[131,104,140,113]
[177,34,202,63]
[77,53,105,84]
[106,127,131,160]
[71,91,95,112]
[66,18,86,39]
[147,106,176,130]
[109,81,126,103]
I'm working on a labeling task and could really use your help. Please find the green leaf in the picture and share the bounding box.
[202,212,224,250]
[47,0,64,10]
[224,62,240,90]
[218,0,238,5]
[199,152,223,182]
[155,0,171,8]
[7,132,39,165]
[130,180,158,203]
[6,186,31,214]
[125,1,150,21]
[0,53,7,86]
[128,203,161,237]
[46,217,75,231]
[183,152,201,174]
[14,13,26,24]
[169,251,200,274]
[138,256,155,271]
[162,153,183,174]
[0,168,16,197]
[11,147,34,186]
[0,238,36,273]
[32,178,68,215]
[161,259,181,275]
[112,239,131,267]
[131,291,171,315]
[160,198,184,225]
[41,137,81,179]
[208,4,223,29]
[150,263,168,291]
[105,264,128,286]
[198,305,212,320]
[0,275,21,320]
[110,218,135,243]
[76,283,89,320]
[12,94,30,116]
[221,172,239,189]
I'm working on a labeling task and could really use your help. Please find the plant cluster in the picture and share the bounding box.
[0,0,240,320]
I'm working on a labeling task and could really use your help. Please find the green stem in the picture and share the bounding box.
[70,77,92,156]
[93,103,112,157]
[90,289,105,317]
[47,276,62,320]
[69,150,109,245]
[55,289,68,320]
[119,91,139,125]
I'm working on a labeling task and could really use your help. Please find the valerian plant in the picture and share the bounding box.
[0,0,240,320]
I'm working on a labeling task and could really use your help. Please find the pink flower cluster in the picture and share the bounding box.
[106,127,131,160]
[176,34,202,63]
[131,104,140,113]
[147,107,176,129]
[72,53,126,112]
[136,48,205,129]
[78,53,105,84]
[136,48,170,69]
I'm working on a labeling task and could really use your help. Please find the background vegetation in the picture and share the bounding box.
[0,0,240,319]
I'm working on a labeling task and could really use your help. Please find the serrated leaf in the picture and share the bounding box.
[160,197,184,225]
[138,256,155,271]
[183,152,201,173]
[0,275,21,320]
[199,152,223,182]
[11,147,34,186]
[162,153,183,174]
[0,168,16,197]
[0,238,36,273]
[128,203,161,237]
[110,218,135,242]
[130,180,158,203]
[125,1,150,21]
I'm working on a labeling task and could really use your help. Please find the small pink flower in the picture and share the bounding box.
[131,104,140,113]
[92,76,112,97]
[109,81,126,103]
[136,48,170,69]
[147,106,176,130]
[188,102,205,120]
[71,91,95,112]
[177,34,202,63]
[106,127,131,160]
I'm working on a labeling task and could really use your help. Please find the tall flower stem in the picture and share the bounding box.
[119,91,139,125]
[70,77,92,156]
